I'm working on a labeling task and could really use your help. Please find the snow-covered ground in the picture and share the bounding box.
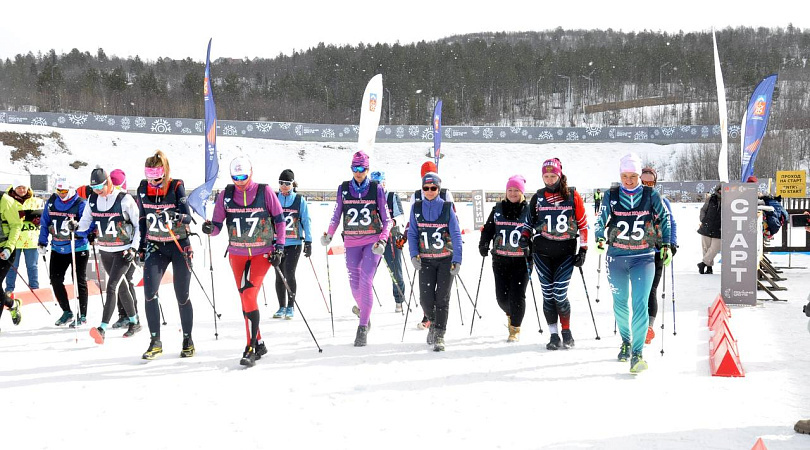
[0,123,695,192]
[1,124,809,449]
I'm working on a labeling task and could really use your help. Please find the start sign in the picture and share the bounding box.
[721,183,758,306]
[776,170,806,198]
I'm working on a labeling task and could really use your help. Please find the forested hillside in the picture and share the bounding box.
[1,26,808,130]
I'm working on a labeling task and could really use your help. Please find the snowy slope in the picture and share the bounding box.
[0,124,809,450]
[0,123,692,193]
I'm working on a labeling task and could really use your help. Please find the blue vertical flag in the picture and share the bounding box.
[189,39,219,218]
[433,99,442,170]
[740,74,778,182]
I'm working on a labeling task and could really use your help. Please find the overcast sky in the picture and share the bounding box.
[3,0,806,62]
